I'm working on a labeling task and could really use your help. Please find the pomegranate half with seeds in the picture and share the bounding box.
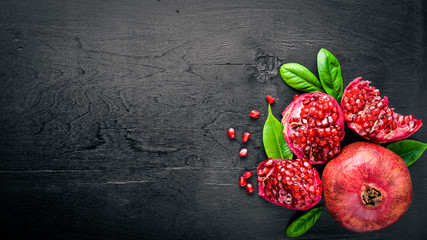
[341,77,422,143]
[282,92,345,164]
[323,142,412,233]
[257,158,322,210]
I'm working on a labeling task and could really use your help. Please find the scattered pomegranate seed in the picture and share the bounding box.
[246,183,255,193]
[239,176,246,187]
[239,148,248,157]
[242,132,251,142]
[227,128,236,139]
[243,171,253,179]
[249,110,260,119]
[266,95,276,104]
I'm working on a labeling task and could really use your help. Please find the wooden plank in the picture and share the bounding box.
[0,0,426,239]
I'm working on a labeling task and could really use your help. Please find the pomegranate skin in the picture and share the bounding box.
[282,92,345,164]
[323,142,412,233]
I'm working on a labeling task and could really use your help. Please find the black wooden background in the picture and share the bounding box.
[1,0,426,239]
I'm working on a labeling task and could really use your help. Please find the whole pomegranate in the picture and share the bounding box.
[257,158,322,210]
[341,77,422,143]
[282,92,345,164]
[323,142,412,233]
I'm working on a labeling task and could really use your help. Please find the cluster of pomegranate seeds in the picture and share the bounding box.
[239,148,248,157]
[343,81,395,135]
[266,95,276,104]
[233,95,280,195]
[257,158,322,210]
[249,110,260,119]
[239,171,255,193]
[227,128,236,139]
[242,132,251,142]
[227,129,252,156]
[288,94,344,163]
[341,78,422,142]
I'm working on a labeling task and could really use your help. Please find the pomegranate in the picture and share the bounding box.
[281,92,345,164]
[257,158,322,210]
[341,77,422,143]
[323,142,412,233]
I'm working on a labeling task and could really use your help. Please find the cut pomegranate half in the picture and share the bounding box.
[281,92,345,164]
[257,158,322,210]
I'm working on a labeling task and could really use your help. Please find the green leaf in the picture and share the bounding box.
[317,48,343,102]
[286,205,323,238]
[280,63,324,93]
[387,140,427,167]
[263,104,293,159]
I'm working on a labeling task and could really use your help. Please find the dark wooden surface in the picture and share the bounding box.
[1,0,426,239]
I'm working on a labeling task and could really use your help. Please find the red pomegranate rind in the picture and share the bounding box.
[341,77,422,143]
[282,92,345,164]
[323,142,412,233]
[257,158,322,210]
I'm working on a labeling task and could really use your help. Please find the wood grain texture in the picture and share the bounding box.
[0,0,426,239]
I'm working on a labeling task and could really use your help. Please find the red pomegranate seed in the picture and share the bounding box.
[249,110,260,119]
[242,132,251,142]
[266,95,276,104]
[239,176,246,187]
[243,171,253,179]
[246,183,255,193]
[265,159,274,167]
[227,128,236,139]
[239,148,248,157]
[292,95,300,101]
